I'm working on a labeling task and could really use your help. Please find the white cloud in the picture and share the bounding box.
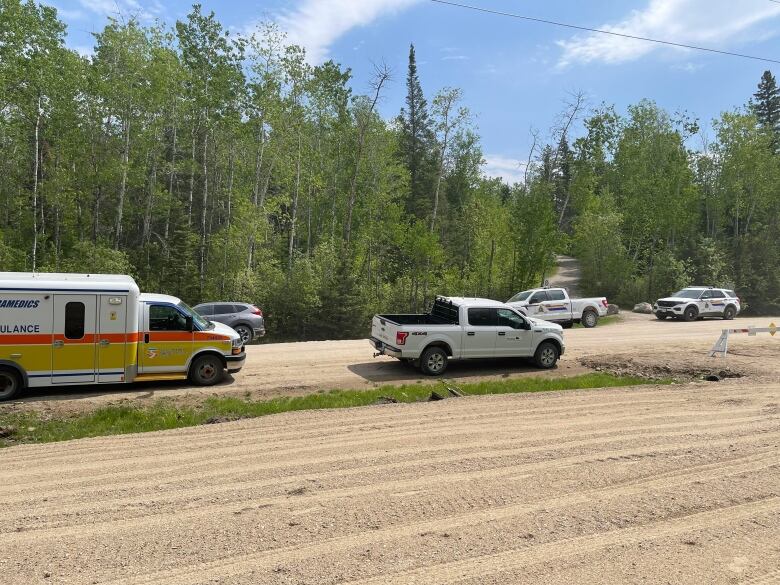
[483,155,527,185]
[277,0,421,64]
[558,0,780,67]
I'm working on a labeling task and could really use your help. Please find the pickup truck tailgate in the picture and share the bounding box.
[372,316,399,346]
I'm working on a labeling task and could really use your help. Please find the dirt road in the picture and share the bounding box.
[2,377,779,584]
[7,312,780,411]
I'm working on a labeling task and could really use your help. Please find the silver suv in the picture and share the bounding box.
[193,302,266,344]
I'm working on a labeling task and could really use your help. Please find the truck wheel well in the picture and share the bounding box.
[424,341,452,357]
[540,338,562,355]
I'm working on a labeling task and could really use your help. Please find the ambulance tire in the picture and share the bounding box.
[189,354,225,386]
[0,367,21,401]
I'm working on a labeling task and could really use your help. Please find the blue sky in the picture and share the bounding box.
[52,0,780,183]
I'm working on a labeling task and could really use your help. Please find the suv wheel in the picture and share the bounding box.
[0,368,21,401]
[534,342,559,369]
[189,354,224,386]
[683,306,698,322]
[723,306,736,320]
[234,324,253,345]
[420,346,448,376]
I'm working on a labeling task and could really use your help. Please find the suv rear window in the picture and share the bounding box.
[215,304,237,314]
[725,290,737,298]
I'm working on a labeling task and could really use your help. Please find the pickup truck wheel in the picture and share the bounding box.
[683,306,698,322]
[0,368,21,401]
[723,306,736,320]
[581,309,598,328]
[534,342,559,369]
[189,354,225,386]
[420,347,448,376]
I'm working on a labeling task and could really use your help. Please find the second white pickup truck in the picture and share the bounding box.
[370,297,565,375]
[506,287,608,328]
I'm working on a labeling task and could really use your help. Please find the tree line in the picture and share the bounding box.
[1,1,778,342]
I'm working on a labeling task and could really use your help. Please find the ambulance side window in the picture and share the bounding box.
[65,302,85,340]
[149,305,189,331]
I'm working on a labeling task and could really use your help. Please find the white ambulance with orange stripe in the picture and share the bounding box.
[0,273,245,400]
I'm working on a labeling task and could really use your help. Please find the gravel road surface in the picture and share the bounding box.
[2,311,780,584]
[1,379,779,584]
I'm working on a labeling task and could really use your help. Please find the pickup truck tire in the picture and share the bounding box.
[420,346,448,376]
[189,354,225,386]
[581,309,598,328]
[723,306,736,320]
[683,306,698,322]
[534,342,559,369]
[0,367,21,401]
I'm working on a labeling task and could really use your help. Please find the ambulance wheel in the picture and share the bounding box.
[0,368,21,401]
[189,354,224,386]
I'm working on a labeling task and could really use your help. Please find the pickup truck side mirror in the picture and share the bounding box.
[185,315,194,331]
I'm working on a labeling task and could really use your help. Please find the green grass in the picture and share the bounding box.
[572,314,622,328]
[0,373,665,447]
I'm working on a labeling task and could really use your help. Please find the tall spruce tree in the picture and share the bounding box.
[399,43,434,218]
[752,70,780,150]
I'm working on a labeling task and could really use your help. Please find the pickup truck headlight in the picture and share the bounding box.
[232,337,243,348]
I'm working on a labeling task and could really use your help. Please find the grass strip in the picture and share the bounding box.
[0,373,664,447]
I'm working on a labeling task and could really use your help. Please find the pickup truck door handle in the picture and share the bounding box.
[467,332,475,336]
[144,333,150,343]
[497,332,506,336]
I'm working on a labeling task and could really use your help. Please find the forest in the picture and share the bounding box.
[1,1,779,341]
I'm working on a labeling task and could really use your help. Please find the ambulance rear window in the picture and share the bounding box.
[65,302,85,339]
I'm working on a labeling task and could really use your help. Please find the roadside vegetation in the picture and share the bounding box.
[0,373,664,447]
[2,1,779,344]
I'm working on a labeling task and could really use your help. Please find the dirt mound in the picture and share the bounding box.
[580,351,764,382]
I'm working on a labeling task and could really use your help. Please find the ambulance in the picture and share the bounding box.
[0,273,246,400]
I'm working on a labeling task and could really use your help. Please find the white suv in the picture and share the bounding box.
[653,287,741,322]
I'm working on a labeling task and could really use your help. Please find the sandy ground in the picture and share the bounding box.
[0,377,778,584]
[4,311,780,414]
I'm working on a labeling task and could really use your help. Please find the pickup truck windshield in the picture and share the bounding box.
[672,289,703,299]
[178,301,215,330]
[507,291,532,303]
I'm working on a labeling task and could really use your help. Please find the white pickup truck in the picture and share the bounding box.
[370,297,565,375]
[506,287,608,328]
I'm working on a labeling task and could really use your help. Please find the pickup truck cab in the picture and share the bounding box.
[506,287,608,328]
[370,297,565,376]
[653,286,741,321]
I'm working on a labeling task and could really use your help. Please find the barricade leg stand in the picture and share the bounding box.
[709,330,729,357]
[708,323,777,358]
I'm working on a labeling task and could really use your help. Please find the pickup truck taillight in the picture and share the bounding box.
[602,299,609,308]
[396,331,409,346]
